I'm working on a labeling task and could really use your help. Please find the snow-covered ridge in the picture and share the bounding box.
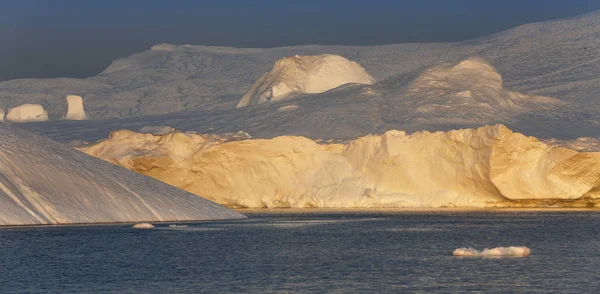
[79,125,600,208]
[0,124,245,225]
[237,54,375,107]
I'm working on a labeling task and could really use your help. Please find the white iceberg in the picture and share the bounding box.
[453,246,531,257]
[132,223,155,229]
[64,95,88,120]
[5,104,48,122]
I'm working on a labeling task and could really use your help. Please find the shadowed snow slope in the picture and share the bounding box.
[0,124,245,225]
[236,54,375,107]
[79,125,600,208]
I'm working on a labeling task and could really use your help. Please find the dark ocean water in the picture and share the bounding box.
[1,211,599,293]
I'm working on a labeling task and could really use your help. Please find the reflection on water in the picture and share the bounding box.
[1,211,599,293]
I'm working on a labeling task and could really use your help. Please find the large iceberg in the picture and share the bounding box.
[79,125,600,208]
[236,54,375,107]
[0,124,245,225]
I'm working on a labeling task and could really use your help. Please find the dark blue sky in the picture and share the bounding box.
[1,0,600,81]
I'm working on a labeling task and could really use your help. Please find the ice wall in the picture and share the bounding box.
[5,104,48,122]
[64,95,88,120]
[80,125,600,208]
[237,54,375,107]
[0,124,245,225]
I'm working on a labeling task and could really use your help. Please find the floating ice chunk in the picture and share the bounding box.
[453,246,531,257]
[6,104,48,122]
[64,95,88,120]
[132,223,155,229]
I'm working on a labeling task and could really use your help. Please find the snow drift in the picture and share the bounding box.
[0,124,245,225]
[79,125,600,208]
[5,104,48,122]
[236,54,375,107]
[453,246,531,257]
[64,95,88,120]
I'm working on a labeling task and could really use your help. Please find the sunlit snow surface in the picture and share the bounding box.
[0,124,245,225]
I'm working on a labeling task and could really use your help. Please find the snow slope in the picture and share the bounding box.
[0,124,245,225]
[236,54,375,107]
[79,125,600,208]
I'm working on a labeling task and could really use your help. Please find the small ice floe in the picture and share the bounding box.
[132,223,155,229]
[168,224,189,228]
[453,246,531,257]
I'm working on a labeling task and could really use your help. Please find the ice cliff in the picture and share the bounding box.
[0,124,245,225]
[236,54,375,107]
[80,125,600,208]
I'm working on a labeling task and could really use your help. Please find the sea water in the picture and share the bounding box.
[1,211,599,293]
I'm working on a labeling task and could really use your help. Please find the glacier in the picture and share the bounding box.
[79,125,600,208]
[0,124,245,225]
[1,10,599,130]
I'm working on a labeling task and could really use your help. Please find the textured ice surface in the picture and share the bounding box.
[79,125,600,208]
[453,246,531,257]
[0,124,245,225]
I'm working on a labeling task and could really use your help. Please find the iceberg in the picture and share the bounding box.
[453,246,531,257]
[132,223,155,229]
[0,124,245,225]
[5,104,48,123]
[64,95,88,120]
[236,54,375,107]
[79,125,600,208]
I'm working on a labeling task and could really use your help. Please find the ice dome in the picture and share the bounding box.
[237,54,375,107]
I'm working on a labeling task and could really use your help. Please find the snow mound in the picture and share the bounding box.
[236,54,375,107]
[6,104,48,122]
[79,125,600,208]
[407,57,564,124]
[453,246,531,257]
[0,124,245,226]
[132,223,155,229]
[64,95,88,120]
